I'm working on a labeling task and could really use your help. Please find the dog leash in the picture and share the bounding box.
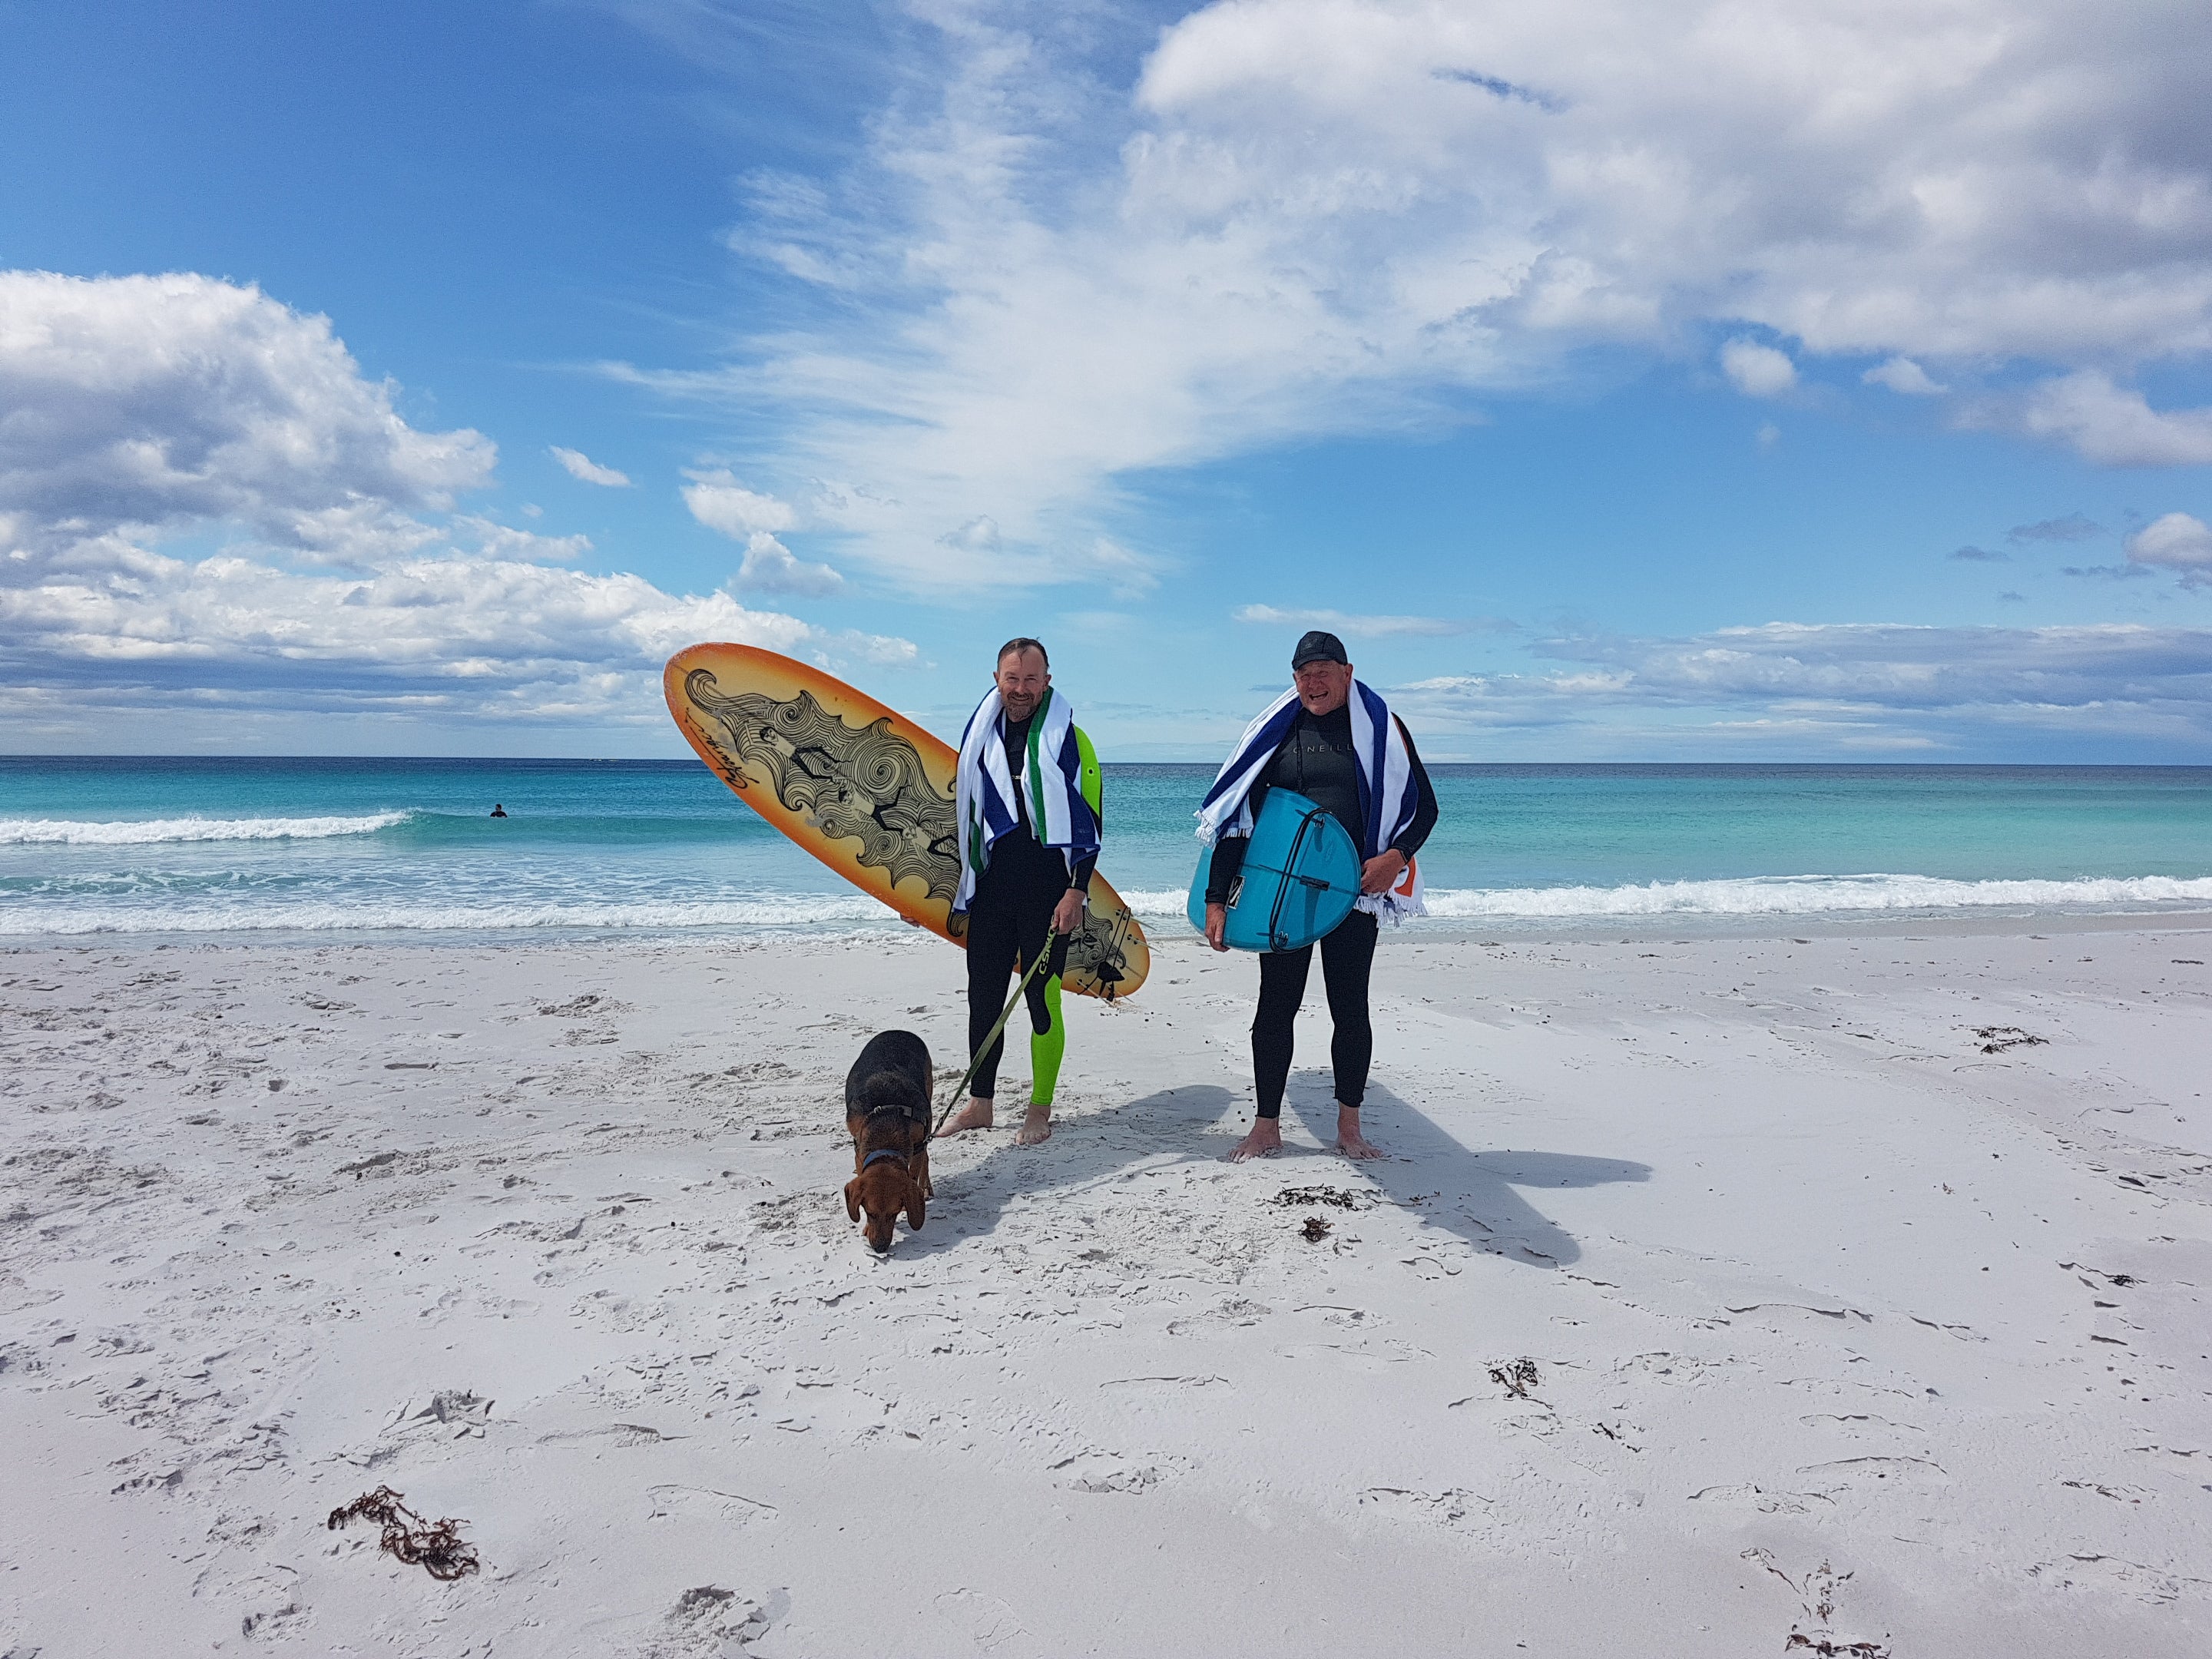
[929,926,1059,1137]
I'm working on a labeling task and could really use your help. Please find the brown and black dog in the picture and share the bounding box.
[843,1030,933,1253]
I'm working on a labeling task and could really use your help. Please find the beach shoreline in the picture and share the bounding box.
[6,900,2212,955]
[4,923,2207,1655]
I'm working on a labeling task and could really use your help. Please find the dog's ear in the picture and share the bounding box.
[843,1178,860,1223]
[903,1173,925,1232]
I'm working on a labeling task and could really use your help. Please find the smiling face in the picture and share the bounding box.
[1293,657,1354,716]
[995,645,1050,723]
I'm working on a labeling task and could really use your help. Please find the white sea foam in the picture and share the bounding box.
[1121,873,2212,921]
[0,812,414,846]
[1122,890,1200,918]
[8,872,2210,938]
[0,890,907,935]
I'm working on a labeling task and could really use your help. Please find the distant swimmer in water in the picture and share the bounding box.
[490,804,508,818]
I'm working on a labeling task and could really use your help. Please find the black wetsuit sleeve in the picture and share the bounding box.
[1204,833,1246,905]
[1388,720,1439,860]
[1068,848,1098,891]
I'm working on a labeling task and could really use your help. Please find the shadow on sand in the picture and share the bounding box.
[1282,1078,1650,1268]
[891,1073,1647,1272]
[892,1083,1237,1258]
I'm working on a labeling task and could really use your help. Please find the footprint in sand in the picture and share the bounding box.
[1689,1482,1835,1515]
[1793,1454,1949,1501]
[1359,1485,1495,1534]
[644,1484,778,1525]
[1047,1449,1187,1494]
[934,1588,1034,1654]
[2026,1554,2212,1605]
[644,1584,779,1657]
[1164,1296,1270,1335]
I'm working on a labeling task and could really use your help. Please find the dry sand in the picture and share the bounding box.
[3,922,2208,1657]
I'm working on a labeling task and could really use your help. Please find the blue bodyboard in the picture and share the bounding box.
[1187,789,1363,952]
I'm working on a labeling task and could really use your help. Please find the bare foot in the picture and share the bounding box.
[1336,1105,1383,1160]
[1228,1119,1283,1162]
[935,1097,994,1137]
[1015,1106,1053,1145]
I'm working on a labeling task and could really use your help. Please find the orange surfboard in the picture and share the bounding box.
[664,643,1149,1000]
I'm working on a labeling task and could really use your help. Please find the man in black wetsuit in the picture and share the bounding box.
[1203,631,1437,1161]
[938,638,1097,1147]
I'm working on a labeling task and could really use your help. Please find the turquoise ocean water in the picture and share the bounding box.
[3,757,2210,940]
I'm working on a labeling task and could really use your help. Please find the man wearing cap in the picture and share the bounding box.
[1196,631,1439,1161]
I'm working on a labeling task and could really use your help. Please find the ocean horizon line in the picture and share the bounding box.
[8,754,2212,772]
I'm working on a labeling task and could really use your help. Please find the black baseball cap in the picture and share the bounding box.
[1290,629,1349,669]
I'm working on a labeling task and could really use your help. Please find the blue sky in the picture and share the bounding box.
[3,0,2209,760]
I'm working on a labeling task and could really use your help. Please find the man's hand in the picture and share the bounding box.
[1052,888,1085,935]
[1359,848,1408,896]
[1204,901,1228,952]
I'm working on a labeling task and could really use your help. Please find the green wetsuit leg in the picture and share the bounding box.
[1028,972,1065,1107]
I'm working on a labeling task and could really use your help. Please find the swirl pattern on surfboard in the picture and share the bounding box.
[684,670,957,902]
[680,665,1140,995]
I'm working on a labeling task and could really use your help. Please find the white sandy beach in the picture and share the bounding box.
[3,922,2208,1657]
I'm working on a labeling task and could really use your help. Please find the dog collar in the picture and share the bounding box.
[860,1148,907,1171]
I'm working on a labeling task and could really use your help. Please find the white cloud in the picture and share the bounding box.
[2,547,799,681]
[1392,621,2212,751]
[2005,372,2212,466]
[1234,603,1510,638]
[0,545,912,725]
[1535,622,2212,708]
[1720,339,1796,399]
[454,515,593,563]
[622,0,2212,584]
[2127,512,2212,586]
[549,445,632,487]
[831,629,922,669]
[1089,536,1166,598]
[682,470,798,537]
[0,272,912,731]
[0,270,493,563]
[1863,356,1947,396]
[732,531,845,596]
[685,473,846,594]
[938,516,1002,555]
[2008,514,2102,543]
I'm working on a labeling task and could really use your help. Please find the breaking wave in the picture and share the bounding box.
[0,883,927,935]
[8,873,2209,939]
[1121,872,2212,921]
[0,889,908,935]
[0,813,415,846]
